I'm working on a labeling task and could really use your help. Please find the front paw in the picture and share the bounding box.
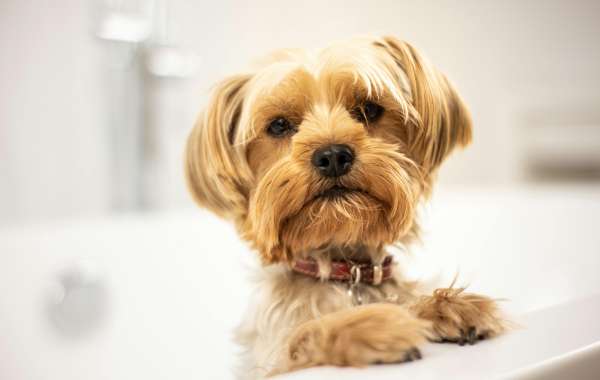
[413,287,506,345]
[284,304,430,371]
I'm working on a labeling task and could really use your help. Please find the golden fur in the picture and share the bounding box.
[185,36,505,378]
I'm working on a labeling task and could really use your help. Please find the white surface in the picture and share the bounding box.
[279,294,600,380]
[1,185,599,379]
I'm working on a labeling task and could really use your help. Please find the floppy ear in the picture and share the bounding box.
[376,36,472,171]
[185,74,253,219]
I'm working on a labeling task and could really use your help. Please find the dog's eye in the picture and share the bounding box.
[364,102,384,121]
[353,101,384,124]
[267,117,295,137]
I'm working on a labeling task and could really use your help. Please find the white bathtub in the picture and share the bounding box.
[1,185,599,379]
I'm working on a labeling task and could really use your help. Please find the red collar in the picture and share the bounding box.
[292,256,393,285]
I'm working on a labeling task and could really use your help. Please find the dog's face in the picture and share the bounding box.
[186,36,471,263]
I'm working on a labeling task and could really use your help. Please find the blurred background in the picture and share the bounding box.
[1,0,599,225]
[1,1,600,379]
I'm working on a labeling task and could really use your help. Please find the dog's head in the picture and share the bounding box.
[186,36,471,264]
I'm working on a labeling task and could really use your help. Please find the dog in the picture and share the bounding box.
[185,36,505,378]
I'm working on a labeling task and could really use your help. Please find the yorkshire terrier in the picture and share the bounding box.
[185,36,505,378]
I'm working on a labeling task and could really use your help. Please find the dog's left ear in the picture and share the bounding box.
[375,36,472,172]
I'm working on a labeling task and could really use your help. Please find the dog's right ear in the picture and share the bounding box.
[185,73,253,219]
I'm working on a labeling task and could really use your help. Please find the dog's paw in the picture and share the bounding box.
[283,303,430,372]
[412,287,506,345]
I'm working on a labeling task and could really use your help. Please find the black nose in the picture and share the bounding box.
[311,144,355,178]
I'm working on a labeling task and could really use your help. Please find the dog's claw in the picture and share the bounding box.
[478,331,490,340]
[373,348,422,365]
[403,347,422,362]
[467,326,477,345]
[413,348,422,360]
[457,329,466,346]
[435,326,491,346]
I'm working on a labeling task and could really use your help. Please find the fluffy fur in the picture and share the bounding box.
[185,36,505,378]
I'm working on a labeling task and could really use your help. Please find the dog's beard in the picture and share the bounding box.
[248,143,421,262]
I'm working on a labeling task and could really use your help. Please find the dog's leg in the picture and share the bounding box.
[409,287,506,345]
[271,303,430,375]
